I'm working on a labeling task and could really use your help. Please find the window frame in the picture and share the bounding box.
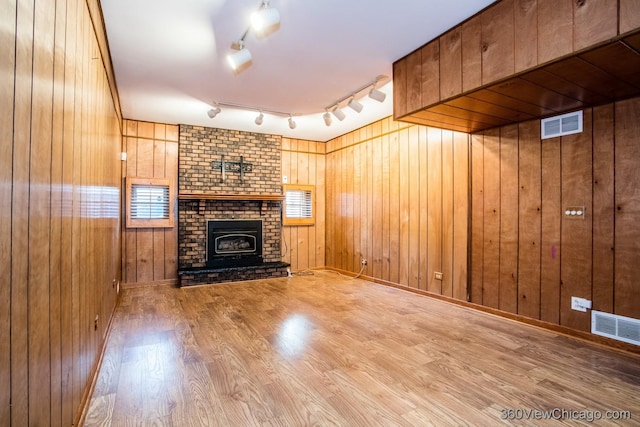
[125,177,175,228]
[283,184,315,226]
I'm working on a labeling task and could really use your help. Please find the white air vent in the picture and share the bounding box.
[592,311,640,346]
[541,111,583,139]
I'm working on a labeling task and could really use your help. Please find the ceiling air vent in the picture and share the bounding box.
[541,111,583,139]
[592,311,640,346]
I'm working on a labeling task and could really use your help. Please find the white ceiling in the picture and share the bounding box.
[101,0,496,141]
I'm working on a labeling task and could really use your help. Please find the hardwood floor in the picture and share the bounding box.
[85,273,640,426]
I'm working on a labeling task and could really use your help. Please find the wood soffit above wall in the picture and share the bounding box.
[397,31,640,133]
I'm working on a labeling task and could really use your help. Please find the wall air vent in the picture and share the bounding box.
[592,311,640,346]
[541,111,583,139]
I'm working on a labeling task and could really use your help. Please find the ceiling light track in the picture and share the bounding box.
[207,101,299,128]
[323,75,388,126]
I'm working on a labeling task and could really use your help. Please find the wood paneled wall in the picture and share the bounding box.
[1,0,122,425]
[325,118,469,299]
[122,120,179,285]
[471,98,640,332]
[281,139,326,271]
[394,0,640,119]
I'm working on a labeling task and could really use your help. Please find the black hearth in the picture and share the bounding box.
[207,219,263,268]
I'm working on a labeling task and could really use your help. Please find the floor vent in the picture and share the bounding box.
[592,311,640,346]
[541,111,583,139]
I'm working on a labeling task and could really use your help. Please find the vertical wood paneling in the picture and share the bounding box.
[421,41,439,107]
[540,136,561,324]
[440,28,462,100]
[49,1,67,422]
[441,131,454,297]
[399,129,410,286]
[352,141,362,272]
[12,0,36,423]
[470,100,640,337]
[481,0,515,85]
[389,133,401,284]
[514,0,537,72]
[573,0,617,51]
[498,125,519,314]
[461,16,482,93]
[381,133,391,281]
[280,139,326,272]
[5,0,121,423]
[373,137,384,279]
[0,0,17,423]
[538,0,573,64]
[406,50,422,114]
[452,132,469,301]
[517,121,541,319]
[591,105,614,314]
[122,121,178,284]
[426,128,442,293]
[481,129,501,309]
[614,98,640,319]
[408,129,420,288]
[620,0,640,34]
[325,120,469,307]
[470,134,484,304]
[560,110,593,332]
[418,127,429,290]
[393,59,407,118]
[29,0,56,423]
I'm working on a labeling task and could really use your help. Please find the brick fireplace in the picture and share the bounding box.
[177,125,289,286]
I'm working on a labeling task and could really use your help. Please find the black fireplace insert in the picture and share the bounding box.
[206,219,263,267]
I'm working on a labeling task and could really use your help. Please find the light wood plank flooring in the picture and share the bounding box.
[85,273,640,426]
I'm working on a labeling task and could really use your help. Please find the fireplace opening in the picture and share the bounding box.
[207,219,263,268]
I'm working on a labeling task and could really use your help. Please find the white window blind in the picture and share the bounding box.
[131,184,170,219]
[286,189,313,219]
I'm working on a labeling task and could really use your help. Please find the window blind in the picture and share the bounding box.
[131,184,170,219]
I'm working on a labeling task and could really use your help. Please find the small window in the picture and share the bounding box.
[283,184,314,226]
[126,177,175,228]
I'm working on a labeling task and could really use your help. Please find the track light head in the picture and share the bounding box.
[323,110,332,127]
[207,105,221,118]
[255,112,264,125]
[251,2,280,37]
[288,115,296,129]
[348,97,363,113]
[332,106,346,121]
[227,42,252,73]
[368,87,386,103]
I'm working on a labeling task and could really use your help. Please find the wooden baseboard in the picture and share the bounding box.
[323,267,640,356]
[75,289,123,426]
[121,278,178,289]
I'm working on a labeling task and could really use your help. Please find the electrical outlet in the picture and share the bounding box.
[571,296,592,312]
[434,272,443,280]
[282,175,288,183]
[361,259,367,265]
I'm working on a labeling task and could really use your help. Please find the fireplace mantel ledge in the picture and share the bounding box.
[178,192,284,201]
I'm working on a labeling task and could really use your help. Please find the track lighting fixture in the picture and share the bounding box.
[348,96,364,113]
[324,75,388,122]
[323,109,332,127]
[332,107,346,121]
[207,104,221,118]
[251,0,280,37]
[227,41,252,73]
[206,101,299,131]
[368,86,386,103]
[227,1,280,72]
